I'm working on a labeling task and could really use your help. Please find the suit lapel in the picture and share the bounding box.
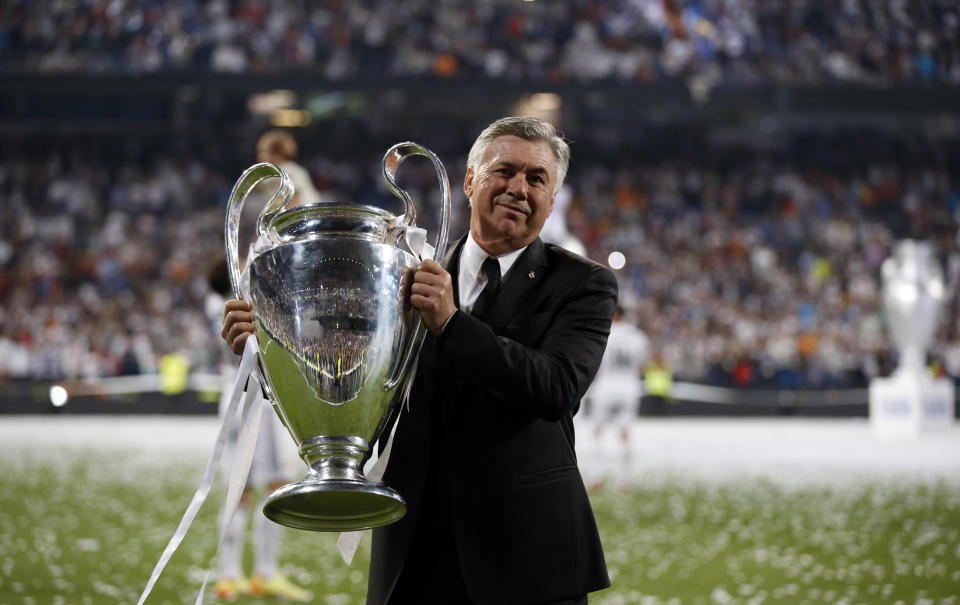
[443,235,466,309]
[483,238,548,332]
[437,234,547,331]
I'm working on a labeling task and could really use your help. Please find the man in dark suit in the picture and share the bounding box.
[223,116,617,604]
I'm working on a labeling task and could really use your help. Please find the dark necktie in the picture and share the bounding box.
[471,256,501,321]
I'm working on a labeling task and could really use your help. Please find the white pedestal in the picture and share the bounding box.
[869,370,955,438]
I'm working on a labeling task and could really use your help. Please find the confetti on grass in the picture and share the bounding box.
[1,451,958,604]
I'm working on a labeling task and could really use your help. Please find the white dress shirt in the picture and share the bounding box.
[458,233,526,314]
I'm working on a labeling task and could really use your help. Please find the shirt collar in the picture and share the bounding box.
[463,233,527,282]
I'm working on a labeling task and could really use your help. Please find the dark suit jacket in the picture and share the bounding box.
[367,235,618,604]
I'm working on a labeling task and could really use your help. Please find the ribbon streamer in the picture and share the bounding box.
[137,335,261,605]
[394,217,435,262]
[194,378,264,604]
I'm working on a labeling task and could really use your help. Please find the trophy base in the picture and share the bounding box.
[262,479,406,532]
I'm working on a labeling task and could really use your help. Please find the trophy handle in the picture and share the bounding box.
[381,142,452,389]
[224,162,294,300]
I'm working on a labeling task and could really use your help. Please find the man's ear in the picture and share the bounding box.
[463,166,475,200]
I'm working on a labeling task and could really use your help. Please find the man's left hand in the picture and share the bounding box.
[410,259,456,335]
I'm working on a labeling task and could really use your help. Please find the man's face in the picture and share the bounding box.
[465,135,558,256]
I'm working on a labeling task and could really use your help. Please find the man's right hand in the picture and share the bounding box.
[222,299,255,355]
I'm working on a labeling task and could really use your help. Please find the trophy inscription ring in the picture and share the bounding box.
[225,143,451,531]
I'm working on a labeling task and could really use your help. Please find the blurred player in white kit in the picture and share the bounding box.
[204,129,320,601]
[205,257,309,602]
[585,305,649,485]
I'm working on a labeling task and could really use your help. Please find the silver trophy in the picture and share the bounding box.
[881,239,945,374]
[225,143,450,531]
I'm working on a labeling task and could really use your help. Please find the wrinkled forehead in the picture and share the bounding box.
[482,135,558,177]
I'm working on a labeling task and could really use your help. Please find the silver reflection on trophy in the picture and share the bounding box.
[880,239,945,374]
[225,143,451,531]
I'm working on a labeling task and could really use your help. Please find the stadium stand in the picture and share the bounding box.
[0,1,957,408]
[1,0,958,85]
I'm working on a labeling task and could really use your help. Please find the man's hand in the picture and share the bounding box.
[410,259,456,335]
[222,299,255,355]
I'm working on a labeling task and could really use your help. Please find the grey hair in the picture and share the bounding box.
[466,116,571,191]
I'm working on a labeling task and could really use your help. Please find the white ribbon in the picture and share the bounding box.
[137,335,262,605]
[194,377,264,604]
[394,217,435,262]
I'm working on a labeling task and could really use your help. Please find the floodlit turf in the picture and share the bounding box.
[589,476,960,604]
[1,452,958,604]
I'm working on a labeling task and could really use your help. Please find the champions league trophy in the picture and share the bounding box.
[225,143,450,530]
[869,239,955,437]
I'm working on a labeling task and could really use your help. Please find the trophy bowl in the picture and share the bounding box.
[225,145,450,531]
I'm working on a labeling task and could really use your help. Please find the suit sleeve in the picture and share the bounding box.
[436,261,618,422]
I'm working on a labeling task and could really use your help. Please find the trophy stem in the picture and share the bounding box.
[262,435,406,531]
[896,346,926,375]
[301,436,368,481]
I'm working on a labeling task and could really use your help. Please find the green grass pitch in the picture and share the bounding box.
[1,451,958,604]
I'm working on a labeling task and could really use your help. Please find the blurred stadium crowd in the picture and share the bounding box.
[2,0,959,85]
[579,133,959,389]
[1,128,958,389]
[1,0,959,391]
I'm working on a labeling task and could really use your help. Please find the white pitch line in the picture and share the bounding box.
[2,415,958,485]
